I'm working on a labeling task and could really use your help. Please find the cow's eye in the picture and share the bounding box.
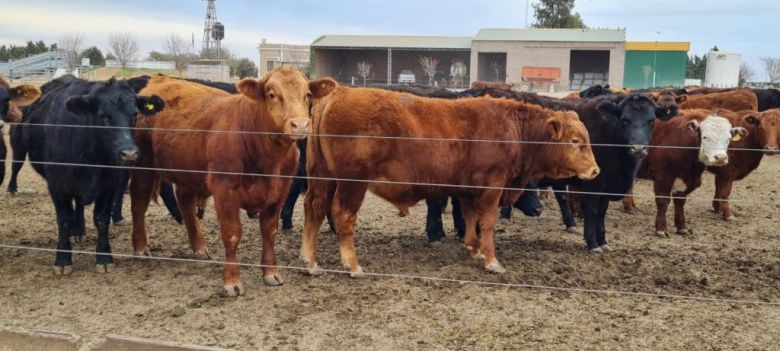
[306,92,313,99]
[268,92,277,100]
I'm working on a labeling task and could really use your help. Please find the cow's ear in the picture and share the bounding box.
[126,75,151,93]
[545,115,565,141]
[596,100,621,121]
[687,120,701,136]
[655,104,677,121]
[65,95,97,114]
[136,95,165,116]
[744,113,760,125]
[237,78,265,100]
[731,127,748,141]
[9,84,41,107]
[675,95,688,104]
[309,78,337,98]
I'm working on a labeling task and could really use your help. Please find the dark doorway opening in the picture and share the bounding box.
[569,50,610,90]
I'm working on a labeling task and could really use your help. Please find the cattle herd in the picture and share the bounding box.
[0,68,778,297]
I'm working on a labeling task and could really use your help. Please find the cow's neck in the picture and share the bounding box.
[238,99,294,167]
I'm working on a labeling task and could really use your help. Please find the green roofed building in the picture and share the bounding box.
[624,41,690,89]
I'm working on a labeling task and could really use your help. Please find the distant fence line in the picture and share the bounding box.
[105,60,176,70]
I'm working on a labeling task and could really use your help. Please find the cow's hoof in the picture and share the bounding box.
[113,219,127,226]
[95,263,115,273]
[305,263,324,276]
[134,249,151,257]
[263,273,284,286]
[192,250,211,260]
[623,208,634,214]
[349,267,365,279]
[9,192,17,197]
[499,218,511,225]
[655,231,669,238]
[725,215,736,222]
[223,284,245,297]
[485,262,507,274]
[676,228,691,236]
[600,244,612,252]
[589,247,603,253]
[73,235,84,243]
[470,251,485,260]
[428,240,443,248]
[53,265,73,276]
[566,226,579,234]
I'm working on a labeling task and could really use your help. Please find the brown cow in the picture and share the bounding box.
[300,86,600,276]
[131,67,336,296]
[471,80,514,90]
[679,89,758,111]
[707,109,780,220]
[639,110,745,236]
[0,76,41,122]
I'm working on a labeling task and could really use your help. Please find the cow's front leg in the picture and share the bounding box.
[212,188,245,296]
[476,192,505,273]
[176,187,209,259]
[259,203,285,286]
[51,194,75,275]
[93,188,115,273]
[331,182,368,277]
[714,174,736,221]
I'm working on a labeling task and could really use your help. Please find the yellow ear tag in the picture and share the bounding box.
[145,103,155,111]
[732,134,742,142]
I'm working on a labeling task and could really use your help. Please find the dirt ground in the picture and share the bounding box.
[1,132,779,350]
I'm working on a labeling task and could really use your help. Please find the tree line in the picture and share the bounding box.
[2,33,258,79]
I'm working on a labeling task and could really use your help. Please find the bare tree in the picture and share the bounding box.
[450,60,468,88]
[760,57,780,85]
[490,61,503,82]
[58,32,84,71]
[107,32,140,68]
[418,56,440,86]
[163,33,193,76]
[356,61,371,86]
[739,63,755,86]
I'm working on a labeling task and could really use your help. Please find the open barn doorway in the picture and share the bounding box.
[477,52,507,83]
[569,50,610,90]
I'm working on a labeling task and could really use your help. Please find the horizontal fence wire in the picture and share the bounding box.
[2,122,775,153]
[8,159,780,206]
[0,243,777,307]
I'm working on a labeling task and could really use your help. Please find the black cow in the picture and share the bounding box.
[18,75,164,274]
[481,88,677,251]
[752,88,780,111]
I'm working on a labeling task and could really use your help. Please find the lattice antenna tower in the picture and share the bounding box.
[201,0,224,59]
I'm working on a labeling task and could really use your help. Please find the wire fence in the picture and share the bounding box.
[3,122,775,153]
[1,243,778,308]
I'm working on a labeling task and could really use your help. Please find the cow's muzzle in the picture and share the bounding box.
[289,119,311,140]
[629,145,649,158]
[579,167,600,180]
[765,146,780,156]
[120,148,139,164]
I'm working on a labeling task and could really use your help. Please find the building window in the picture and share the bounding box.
[267,61,275,71]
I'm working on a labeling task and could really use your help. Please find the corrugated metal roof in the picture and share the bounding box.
[311,35,472,49]
[474,28,625,42]
[626,41,690,52]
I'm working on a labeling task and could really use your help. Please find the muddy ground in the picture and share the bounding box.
[1,135,779,350]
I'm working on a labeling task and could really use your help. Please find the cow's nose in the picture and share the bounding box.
[765,146,780,155]
[630,145,648,157]
[532,207,543,217]
[292,120,311,130]
[120,148,139,162]
[713,154,728,164]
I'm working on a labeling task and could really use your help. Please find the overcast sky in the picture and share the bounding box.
[0,0,777,80]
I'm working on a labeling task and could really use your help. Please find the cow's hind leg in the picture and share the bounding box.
[93,189,115,273]
[553,183,577,232]
[159,181,183,224]
[0,135,6,186]
[622,187,636,213]
[71,198,86,242]
[331,182,368,277]
[280,181,302,231]
[595,196,610,250]
[51,194,75,275]
[425,197,447,245]
[580,194,601,251]
[301,179,335,274]
[176,187,209,259]
[654,180,672,238]
[7,144,25,195]
[451,197,466,240]
[459,198,481,258]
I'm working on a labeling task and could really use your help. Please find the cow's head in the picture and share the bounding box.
[597,93,677,158]
[544,111,600,180]
[0,77,41,124]
[65,78,165,165]
[579,84,611,99]
[744,109,780,155]
[653,90,682,117]
[514,180,543,217]
[236,66,336,140]
[687,114,746,166]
